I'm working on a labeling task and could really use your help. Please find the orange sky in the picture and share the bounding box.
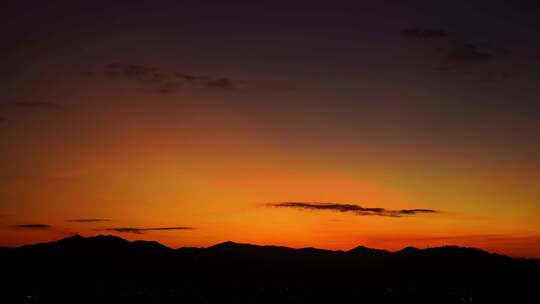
[1,78,539,257]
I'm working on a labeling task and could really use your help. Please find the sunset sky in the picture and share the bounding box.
[1,0,540,257]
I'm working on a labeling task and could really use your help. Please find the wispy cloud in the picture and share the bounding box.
[400,27,518,81]
[101,63,237,94]
[15,224,52,230]
[68,219,111,223]
[267,202,438,217]
[101,226,195,234]
[446,44,494,64]
[14,102,64,111]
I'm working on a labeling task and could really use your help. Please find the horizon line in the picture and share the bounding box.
[4,233,537,259]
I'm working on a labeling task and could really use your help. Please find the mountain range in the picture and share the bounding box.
[1,235,538,303]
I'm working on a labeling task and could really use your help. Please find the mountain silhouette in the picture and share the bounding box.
[395,246,421,255]
[1,235,538,303]
[348,245,391,256]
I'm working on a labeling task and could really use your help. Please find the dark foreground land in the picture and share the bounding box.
[0,235,538,303]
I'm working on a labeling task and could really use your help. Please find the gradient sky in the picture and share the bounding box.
[1,0,540,257]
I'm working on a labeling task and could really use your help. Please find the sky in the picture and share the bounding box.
[1,0,540,257]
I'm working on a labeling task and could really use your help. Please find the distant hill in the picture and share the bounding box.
[0,235,538,303]
[15,234,172,256]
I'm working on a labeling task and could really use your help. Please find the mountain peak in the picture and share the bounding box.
[396,246,421,255]
[16,234,172,257]
[64,233,84,240]
[215,241,240,246]
[208,241,254,250]
[348,245,391,255]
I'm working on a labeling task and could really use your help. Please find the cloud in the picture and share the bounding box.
[107,63,156,77]
[446,44,494,64]
[267,202,438,217]
[14,101,64,111]
[101,226,195,234]
[398,209,438,215]
[205,78,236,90]
[400,28,518,80]
[15,224,52,230]
[68,219,111,223]
[102,63,238,93]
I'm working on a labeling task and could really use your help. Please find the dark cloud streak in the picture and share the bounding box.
[103,63,237,93]
[15,224,52,229]
[101,226,195,234]
[400,27,518,82]
[447,44,494,64]
[268,202,438,217]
